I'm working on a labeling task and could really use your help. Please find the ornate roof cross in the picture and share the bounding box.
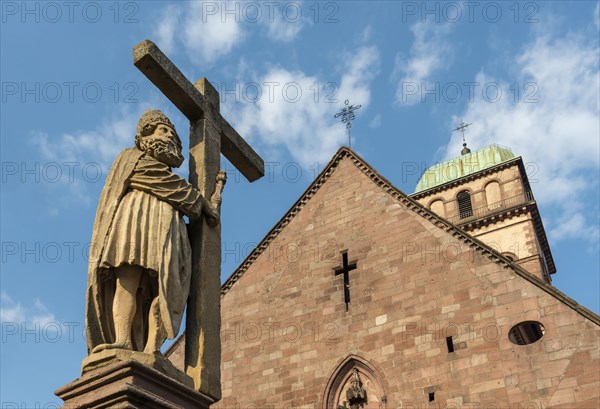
[334,99,362,148]
[453,118,472,142]
[133,40,264,400]
[453,118,473,155]
[333,251,358,311]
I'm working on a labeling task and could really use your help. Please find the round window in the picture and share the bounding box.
[508,321,545,345]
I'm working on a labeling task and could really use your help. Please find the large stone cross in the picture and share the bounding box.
[133,40,264,400]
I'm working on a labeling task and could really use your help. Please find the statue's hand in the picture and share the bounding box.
[205,170,226,228]
[204,203,220,227]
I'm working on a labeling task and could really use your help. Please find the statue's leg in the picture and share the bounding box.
[131,289,145,351]
[143,296,167,354]
[96,264,142,352]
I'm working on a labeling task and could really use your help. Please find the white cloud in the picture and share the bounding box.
[369,114,382,129]
[31,299,57,328]
[32,107,137,167]
[182,1,245,66]
[155,4,182,55]
[0,292,58,331]
[339,46,380,105]
[0,291,25,323]
[442,29,599,245]
[550,213,599,247]
[262,1,306,42]
[394,21,453,105]
[30,105,150,204]
[226,45,380,167]
[152,1,311,66]
[361,26,373,43]
[152,2,245,66]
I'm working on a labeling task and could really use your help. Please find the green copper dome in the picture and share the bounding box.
[414,144,515,193]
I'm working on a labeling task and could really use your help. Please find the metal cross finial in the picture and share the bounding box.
[334,99,361,148]
[452,118,473,143]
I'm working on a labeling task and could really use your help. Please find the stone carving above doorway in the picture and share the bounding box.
[323,355,387,409]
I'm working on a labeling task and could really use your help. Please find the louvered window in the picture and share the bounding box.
[457,190,473,219]
[508,321,545,345]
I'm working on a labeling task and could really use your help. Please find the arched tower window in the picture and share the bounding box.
[485,181,502,209]
[457,190,473,219]
[429,199,445,217]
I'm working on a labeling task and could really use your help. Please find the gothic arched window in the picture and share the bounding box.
[457,190,473,219]
[322,355,387,409]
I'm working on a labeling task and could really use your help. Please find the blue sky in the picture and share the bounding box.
[1,1,599,405]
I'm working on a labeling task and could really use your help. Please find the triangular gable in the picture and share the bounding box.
[220,147,599,325]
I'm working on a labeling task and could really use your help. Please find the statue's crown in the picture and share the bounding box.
[137,109,175,136]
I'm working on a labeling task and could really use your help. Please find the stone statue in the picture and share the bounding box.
[346,368,367,409]
[85,109,220,355]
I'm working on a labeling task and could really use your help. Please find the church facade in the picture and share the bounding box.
[168,146,599,408]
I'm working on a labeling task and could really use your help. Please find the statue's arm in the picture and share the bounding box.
[128,155,204,220]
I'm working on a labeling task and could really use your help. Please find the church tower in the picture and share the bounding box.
[410,144,555,283]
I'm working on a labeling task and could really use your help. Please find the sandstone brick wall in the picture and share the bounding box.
[469,214,546,280]
[211,156,599,408]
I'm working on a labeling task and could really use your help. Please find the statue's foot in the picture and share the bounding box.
[92,342,133,354]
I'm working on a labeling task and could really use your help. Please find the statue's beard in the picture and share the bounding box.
[140,137,184,168]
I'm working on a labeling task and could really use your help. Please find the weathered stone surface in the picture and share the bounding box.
[86,110,217,359]
[183,78,222,400]
[56,358,214,409]
[133,40,264,400]
[81,349,193,388]
[168,148,599,408]
[133,40,264,182]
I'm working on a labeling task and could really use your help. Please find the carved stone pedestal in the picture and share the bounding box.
[55,354,215,409]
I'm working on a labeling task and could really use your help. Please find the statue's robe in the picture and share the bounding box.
[86,147,202,353]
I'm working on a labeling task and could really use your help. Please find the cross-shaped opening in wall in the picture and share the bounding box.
[333,251,358,311]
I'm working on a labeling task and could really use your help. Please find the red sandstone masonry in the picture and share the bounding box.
[168,150,599,408]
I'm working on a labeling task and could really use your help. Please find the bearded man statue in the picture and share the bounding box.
[85,109,218,355]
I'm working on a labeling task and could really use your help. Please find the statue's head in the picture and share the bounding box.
[135,109,184,168]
